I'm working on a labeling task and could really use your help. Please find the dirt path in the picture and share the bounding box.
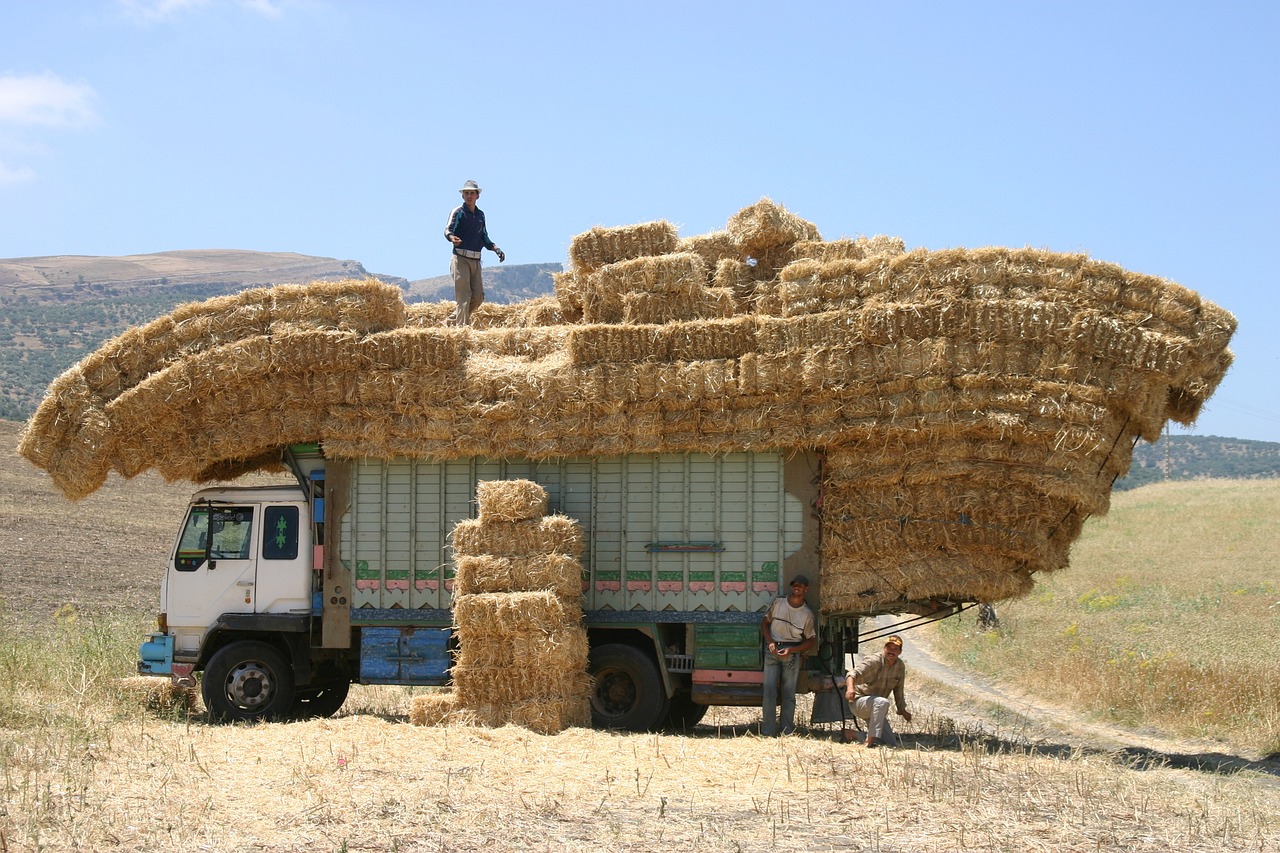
[888,626,1280,780]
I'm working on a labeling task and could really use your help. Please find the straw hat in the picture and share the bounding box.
[459,180,482,193]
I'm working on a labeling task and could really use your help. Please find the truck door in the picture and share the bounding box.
[165,504,257,655]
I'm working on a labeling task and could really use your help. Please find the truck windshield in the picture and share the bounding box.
[175,505,255,571]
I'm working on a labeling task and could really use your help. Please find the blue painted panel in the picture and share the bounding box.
[358,627,451,685]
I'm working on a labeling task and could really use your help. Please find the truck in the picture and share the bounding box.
[138,444,936,730]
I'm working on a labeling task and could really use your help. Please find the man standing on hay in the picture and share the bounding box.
[760,575,817,736]
[444,179,504,326]
[842,635,913,747]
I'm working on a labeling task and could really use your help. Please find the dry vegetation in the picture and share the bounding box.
[926,479,1280,757]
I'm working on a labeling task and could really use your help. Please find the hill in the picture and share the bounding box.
[1117,433,1280,489]
[406,262,561,304]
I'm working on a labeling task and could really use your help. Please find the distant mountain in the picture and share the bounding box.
[406,262,561,305]
[1116,434,1280,489]
[0,249,406,421]
[0,250,563,421]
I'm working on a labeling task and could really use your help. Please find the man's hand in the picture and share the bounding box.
[495,248,506,262]
[899,709,913,722]
[449,235,461,246]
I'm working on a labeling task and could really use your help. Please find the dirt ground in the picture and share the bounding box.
[0,419,291,624]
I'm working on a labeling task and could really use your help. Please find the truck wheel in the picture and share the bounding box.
[664,692,709,731]
[291,680,350,720]
[203,641,296,723]
[589,643,670,732]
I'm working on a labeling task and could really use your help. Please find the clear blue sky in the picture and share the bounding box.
[2,1,1277,442]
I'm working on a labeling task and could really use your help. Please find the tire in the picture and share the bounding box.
[291,679,350,720]
[202,641,296,723]
[588,643,670,732]
[664,691,709,731]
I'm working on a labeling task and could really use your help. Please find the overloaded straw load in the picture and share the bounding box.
[17,199,1237,614]
[409,480,591,734]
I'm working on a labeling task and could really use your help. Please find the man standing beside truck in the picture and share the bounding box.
[760,575,817,736]
[444,179,504,326]
[842,635,913,746]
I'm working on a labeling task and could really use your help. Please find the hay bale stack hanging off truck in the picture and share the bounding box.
[18,199,1236,615]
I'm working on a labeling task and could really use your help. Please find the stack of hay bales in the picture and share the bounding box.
[18,198,1238,616]
[411,479,591,734]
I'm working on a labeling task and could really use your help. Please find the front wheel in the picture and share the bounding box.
[203,641,296,723]
[588,643,669,732]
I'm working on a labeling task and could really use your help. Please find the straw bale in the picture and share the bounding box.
[476,479,550,522]
[114,676,196,714]
[676,229,740,267]
[618,288,737,325]
[453,626,589,671]
[818,554,1036,615]
[790,235,907,264]
[726,198,821,257]
[453,590,583,636]
[594,252,708,297]
[452,665,592,706]
[451,515,583,558]
[409,691,458,726]
[465,696,593,734]
[552,270,586,316]
[453,554,584,598]
[568,221,680,274]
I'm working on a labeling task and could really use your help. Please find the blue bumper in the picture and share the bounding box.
[137,633,174,675]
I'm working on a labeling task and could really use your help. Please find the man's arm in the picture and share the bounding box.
[444,207,462,244]
[895,666,912,720]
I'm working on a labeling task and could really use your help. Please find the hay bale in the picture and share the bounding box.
[452,665,592,706]
[676,229,740,267]
[476,479,549,522]
[465,696,593,734]
[409,691,458,726]
[453,554,583,598]
[453,625,589,671]
[726,198,821,257]
[114,676,196,714]
[568,221,680,274]
[452,516,583,558]
[453,590,583,636]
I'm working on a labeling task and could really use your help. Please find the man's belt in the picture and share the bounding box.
[454,248,482,260]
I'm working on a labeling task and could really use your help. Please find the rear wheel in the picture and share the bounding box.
[203,641,296,723]
[588,643,669,731]
[664,692,709,731]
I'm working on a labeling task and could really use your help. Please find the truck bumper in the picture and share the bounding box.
[137,633,174,676]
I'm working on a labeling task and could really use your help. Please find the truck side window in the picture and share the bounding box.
[210,508,253,560]
[262,506,299,561]
[173,505,254,570]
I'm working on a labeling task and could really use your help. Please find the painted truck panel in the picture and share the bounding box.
[339,452,808,615]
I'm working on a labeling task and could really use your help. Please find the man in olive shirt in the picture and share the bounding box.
[843,635,913,746]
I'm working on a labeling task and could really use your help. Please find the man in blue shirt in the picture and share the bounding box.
[444,179,505,326]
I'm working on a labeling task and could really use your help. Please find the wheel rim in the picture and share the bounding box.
[594,667,637,718]
[224,660,275,710]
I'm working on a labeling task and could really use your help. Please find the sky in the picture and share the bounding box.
[1,1,1277,442]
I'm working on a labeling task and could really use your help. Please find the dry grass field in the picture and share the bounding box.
[3,419,1280,851]
[926,479,1280,758]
